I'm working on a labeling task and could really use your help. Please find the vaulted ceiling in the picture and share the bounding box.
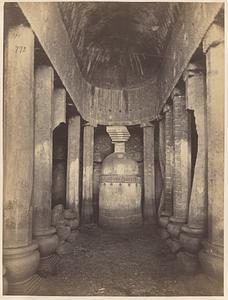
[59,2,180,89]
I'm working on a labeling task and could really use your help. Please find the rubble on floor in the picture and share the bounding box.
[52,205,79,254]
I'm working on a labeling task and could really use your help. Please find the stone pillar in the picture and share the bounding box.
[82,123,94,223]
[3,24,41,294]
[142,123,156,224]
[53,88,66,130]
[163,104,174,218]
[158,117,165,217]
[199,24,224,280]
[178,62,207,271]
[3,266,8,294]
[33,65,59,276]
[159,104,174,237]
[52,89,67,207]
[66,114,81,220]
[167,88,190,252]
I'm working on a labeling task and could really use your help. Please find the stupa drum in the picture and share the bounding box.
[99,152,142,229]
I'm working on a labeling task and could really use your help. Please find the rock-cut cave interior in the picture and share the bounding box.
[3,1,225,297]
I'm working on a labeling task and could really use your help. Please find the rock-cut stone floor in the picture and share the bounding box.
[34,224,223,296]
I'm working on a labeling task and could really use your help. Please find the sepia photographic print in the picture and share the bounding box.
[2,1,225,297]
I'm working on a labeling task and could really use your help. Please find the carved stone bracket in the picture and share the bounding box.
[106,126,130,153]
[203,23,224,54]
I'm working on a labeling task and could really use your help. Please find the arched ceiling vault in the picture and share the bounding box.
[17,2,223,125]
[58,2,180,89]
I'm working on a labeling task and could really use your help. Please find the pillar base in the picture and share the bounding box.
[38,253,60,277]
[166,238,181,253]
[34,227,59,276]
[7,274,42,295]
[143,217,157,225]
[158,215,169,228]
[199,240,223,281]
[4,241,41,295]
[181,224,205,236]
[180,224,204,254]
[158,228,170,240]
[3,265,8,295]
[167,217,184,239]
[177,251,199,273]
[158,215,170,239]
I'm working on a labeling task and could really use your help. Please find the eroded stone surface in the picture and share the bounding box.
[52,205,64,226]
[64,209,77,220]
[56,225,71,241]
[64,219,79,230]
[67,230,79,243]
[56,241,74,255]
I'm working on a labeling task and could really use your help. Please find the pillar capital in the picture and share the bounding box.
[84,120,97,128]
[171,87,184,99]
[182,62,205,82]
[163,103,172,114]
[203,23,224,54]
[156,114,163,121]
[140,121,154,128]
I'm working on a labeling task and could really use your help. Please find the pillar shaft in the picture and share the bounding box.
[143,125,156,223]
[33,65,54,233]
[178,64,208,272]
[3,24,40,294]
[204,27,224,247]
[33,65,58,275]
[52,89,67,207]
[164,105,174,217]
[183,63,207,232]
[199,24,224,280]
[82,124,94,223]
[66,115,81,219]
[171,90,190,223]
[4,25,34,248]
[167,88,191,249]
[53,88,66,130]
[157,117,165,216]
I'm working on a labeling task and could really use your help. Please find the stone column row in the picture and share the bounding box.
[159,22,224,281]
[3,22,87,294]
